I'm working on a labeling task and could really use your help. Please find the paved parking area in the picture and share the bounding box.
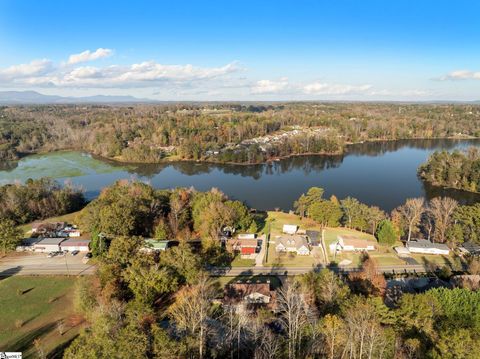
[0,252,95,276]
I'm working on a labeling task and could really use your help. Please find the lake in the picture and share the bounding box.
[1,138,480,212]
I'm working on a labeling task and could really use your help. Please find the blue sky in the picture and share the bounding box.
[1,0,480,101]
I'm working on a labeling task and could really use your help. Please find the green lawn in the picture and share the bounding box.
[0,276,81,358]
[18,211,83,236]
[230,255,255,267]
[265,211,320,235]
[410,254,452,267]
[323,227,376,246]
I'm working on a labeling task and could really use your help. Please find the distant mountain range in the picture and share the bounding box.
[0,91,156,104]
[0,90,479,105]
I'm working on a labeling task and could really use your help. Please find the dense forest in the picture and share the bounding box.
[418,147,480,193]
[0,178,85,224]
[1,102,480,164]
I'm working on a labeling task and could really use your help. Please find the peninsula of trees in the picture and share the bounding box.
[418,147,480,193]
[1,102,479,164]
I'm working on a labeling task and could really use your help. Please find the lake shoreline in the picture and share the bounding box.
[8,135,477,168]
[2,137,480,213]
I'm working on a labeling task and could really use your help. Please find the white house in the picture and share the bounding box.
[329,235,376,254]
[59,239,90,252]
[283,224,298,235]
[275,235,310,255]
[406,240,450,255]
[33,238,66,253]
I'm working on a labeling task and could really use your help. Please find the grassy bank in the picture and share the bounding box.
[0,276,81,358]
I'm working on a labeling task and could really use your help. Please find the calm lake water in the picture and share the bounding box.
[1,139,480,212]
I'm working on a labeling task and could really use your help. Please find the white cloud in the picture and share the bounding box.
[0,57,241,88]
[251,77,289,94]
[303,82,372,95]
[0,59,53,80]
[67,48,113,65]
[439,70,480,81]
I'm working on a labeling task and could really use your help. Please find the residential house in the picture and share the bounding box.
[329,235,376,254]
[140,239,178,252]
[230,238,261,258]
[406,240,450,255]
[275,235,310,255]
[223,280,276,310]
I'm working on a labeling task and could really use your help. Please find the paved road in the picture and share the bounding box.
[0,253,96,276]
[0,253,429,277]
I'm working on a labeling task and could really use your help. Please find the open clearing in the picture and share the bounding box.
[0,276,81,358]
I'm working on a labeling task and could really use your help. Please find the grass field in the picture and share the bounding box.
[230,255,255,267]
[0,276,81,358]
[18,211,84,236]
[410,254,452,267]
[265,245,317,267]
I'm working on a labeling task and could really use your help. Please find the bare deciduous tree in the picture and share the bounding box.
[398,198,425,241]
[428,197,458,243]
[277,281,314,359]
[168,274,215,359]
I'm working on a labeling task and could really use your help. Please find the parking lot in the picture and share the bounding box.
[0,252,96,276]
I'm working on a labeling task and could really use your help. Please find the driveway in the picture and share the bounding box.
[255,235,267,267]
[0,253,96,276]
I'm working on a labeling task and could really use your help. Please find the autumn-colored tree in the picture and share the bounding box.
[348,256,386,297]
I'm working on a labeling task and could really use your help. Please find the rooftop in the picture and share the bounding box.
[407,239,449,250]
[144,239,170,250]
[60,239,91,246]
[35,238,66,245]
[276,234,309,248]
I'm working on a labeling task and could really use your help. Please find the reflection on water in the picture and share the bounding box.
[1,139,480,212]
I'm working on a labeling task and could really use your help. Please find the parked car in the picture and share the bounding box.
[82,252,93,263]
[71,250,80,256]
[47,252,57,258]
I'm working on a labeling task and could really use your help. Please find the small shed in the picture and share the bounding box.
[238,233,257,240]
